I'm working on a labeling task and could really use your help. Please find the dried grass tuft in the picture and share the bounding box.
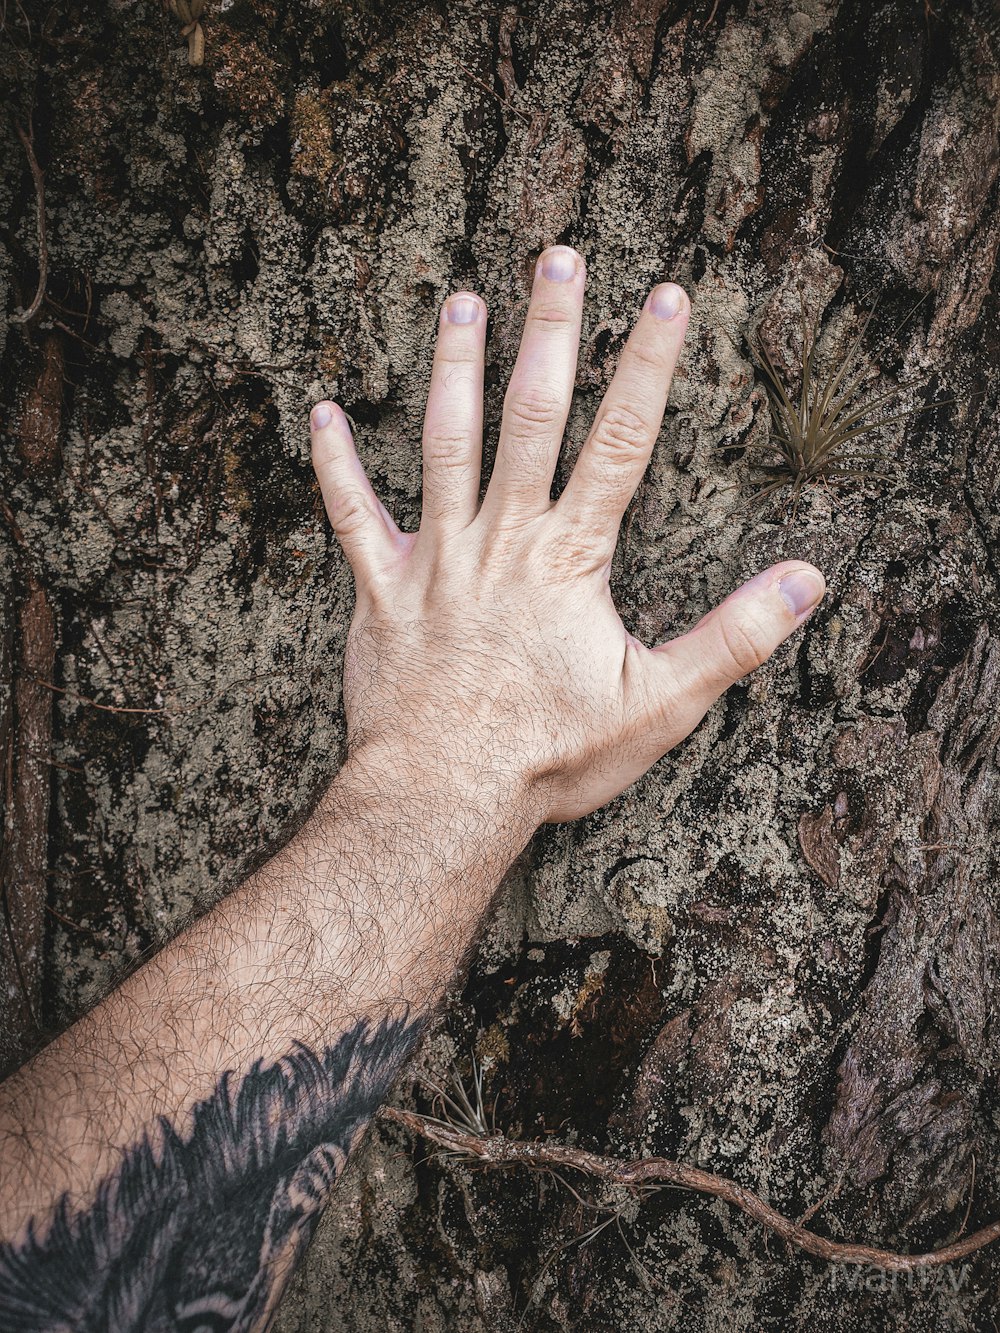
[723,292,946,521]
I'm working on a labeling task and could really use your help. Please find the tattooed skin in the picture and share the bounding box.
[0,1011,422,1332]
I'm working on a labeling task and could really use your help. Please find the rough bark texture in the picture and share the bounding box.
[1,332,62,1049]
[2,0,1000,1328]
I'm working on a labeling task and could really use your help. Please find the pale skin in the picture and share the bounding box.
[0,246,825,1330]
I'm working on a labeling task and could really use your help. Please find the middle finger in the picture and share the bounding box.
[481,245,585,522]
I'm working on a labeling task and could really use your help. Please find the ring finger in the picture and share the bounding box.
[555,281,689,560]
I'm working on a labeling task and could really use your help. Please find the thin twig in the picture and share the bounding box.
[25,666,316,717]
[28,677,170,715]
[959,1155,977,1239]
[44,903,105,940]
[453,57,531,124]
[12,119,47,324]
[382,1107,1000,1272]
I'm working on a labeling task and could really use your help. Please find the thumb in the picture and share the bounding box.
[650,560,826,720]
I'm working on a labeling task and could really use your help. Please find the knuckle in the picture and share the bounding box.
[328,489,372,540]
[628,338,667,374]
[718,608,772,678]
[439,350,480,375]
[529,299,576,328]
[547,522,607,571]
[591,405,651,463]
[504,384,565,435]
[423,428,472,469]
[476,519,536,571]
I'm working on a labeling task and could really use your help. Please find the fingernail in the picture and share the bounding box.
[446,294,480,324]
[649,283,685,320]
[311,402,333,430]
[778,568,826,617]
[539,246,578,282]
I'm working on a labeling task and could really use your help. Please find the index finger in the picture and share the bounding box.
[553,282,689,560]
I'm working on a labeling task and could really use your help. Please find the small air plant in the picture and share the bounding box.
[419,1055,499,1157]
[726,291,942,522]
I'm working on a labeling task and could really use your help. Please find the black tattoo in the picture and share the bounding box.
[0,1011,423,1332]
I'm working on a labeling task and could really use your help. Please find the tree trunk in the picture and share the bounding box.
[3,0,999,1328]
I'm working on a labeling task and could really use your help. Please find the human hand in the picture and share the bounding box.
[310,247,825,825]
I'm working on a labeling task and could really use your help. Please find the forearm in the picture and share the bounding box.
[0,749,538,1325]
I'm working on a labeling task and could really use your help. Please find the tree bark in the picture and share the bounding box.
[0,333,63,1066]
[2,0,999,1327]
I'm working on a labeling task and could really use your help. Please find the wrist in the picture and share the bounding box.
[330,737,547,841]
[290,742,542,1012]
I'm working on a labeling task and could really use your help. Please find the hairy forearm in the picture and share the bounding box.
[0,750,538,1328]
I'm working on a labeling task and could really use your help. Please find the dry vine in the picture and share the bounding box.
[381,1105,1000,1272]
[12,119,46,325]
